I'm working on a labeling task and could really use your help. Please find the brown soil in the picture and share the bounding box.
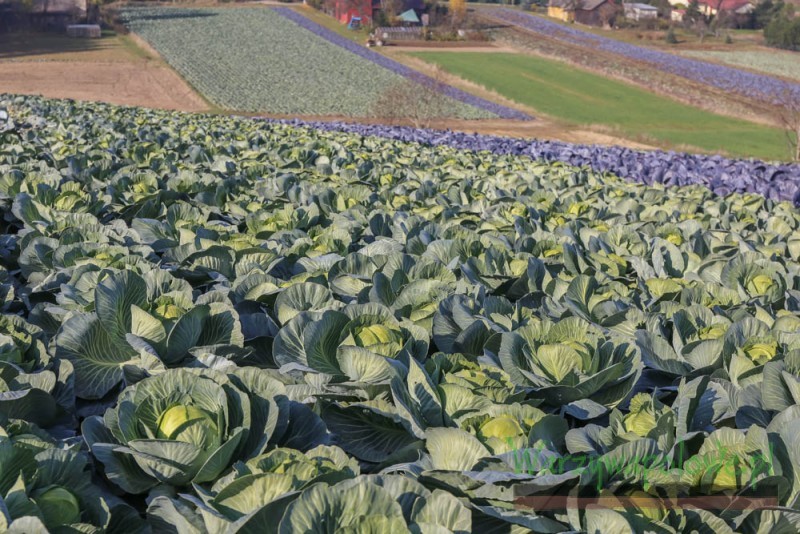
[0,61,208,112]
[384,45,517,53]
[381,42,507,50]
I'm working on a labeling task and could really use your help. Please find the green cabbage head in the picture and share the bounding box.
[35,486,81,527]
[82,368,286,493]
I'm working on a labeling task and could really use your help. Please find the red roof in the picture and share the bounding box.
[696,0,752,11]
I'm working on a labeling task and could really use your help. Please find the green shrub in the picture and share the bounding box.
[666,27,678,44]
[764,16,800,51]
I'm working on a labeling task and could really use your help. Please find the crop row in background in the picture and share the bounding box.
[484,8,800,106]
[283,119,800,204]
[272,7,530,121]
[119,7,502,120]
[1,95,800,532]
[680,50,800,83]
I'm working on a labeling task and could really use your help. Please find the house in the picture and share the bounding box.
[0,0,86,31]
[330,0,378,25]
[329,0,423,25]
[671,8,686,21]
[624,3,659,20]
[548,0,577,22]
[548,0,620,27]
[696,0,754,16]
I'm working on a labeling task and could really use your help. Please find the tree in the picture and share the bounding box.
[710,10,735,37]
[751,0,784,29]
[371,69,451,129]
[380,0,404,25]
[665,27,678,43]
[449,0,466,26]
[764,12,800,51]
[776,90,800,161]
[685,0,702,23]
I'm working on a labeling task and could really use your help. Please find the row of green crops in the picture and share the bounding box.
[681,50,800,83]
[119,7,493,119]
[2,94,800,532]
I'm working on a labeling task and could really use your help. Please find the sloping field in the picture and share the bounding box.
[2,94,800,532]
[681,50,800,82]
[410,51,790,161]
[120,7,509,118]
[281,119,800,203]
[484,8,800,105]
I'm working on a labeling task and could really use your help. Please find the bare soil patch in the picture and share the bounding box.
[382,42,507,50]
[0,31,208,112]
[0,61,207,112]
[384,45,517,53]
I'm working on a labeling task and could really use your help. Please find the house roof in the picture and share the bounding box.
[398,9,419,22]
[696,0,752,10]
[549,0,610,10]
[2,0,88,14]
[626,2,659,9]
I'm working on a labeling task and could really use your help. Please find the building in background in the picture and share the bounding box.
[0,0,87,31]
[624,2,660,20]
[548,0,621,27]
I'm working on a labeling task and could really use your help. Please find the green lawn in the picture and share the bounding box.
[411,51,791,161]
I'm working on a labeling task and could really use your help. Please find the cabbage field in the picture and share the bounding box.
[119,7,505,119]
[2,94,800,532]
[681,51,800,83]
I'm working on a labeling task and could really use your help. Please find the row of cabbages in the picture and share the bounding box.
[680,50,800,83]
[118,7,507,120]
[482,8,800,106]
[282,119,800,204]
[272,7,531,121]
[1,95,800,532]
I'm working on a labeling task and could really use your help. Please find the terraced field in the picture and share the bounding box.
[409,51,790,160]
[483,8,800,105]
[681,50,800,82]
[120,7,504,118]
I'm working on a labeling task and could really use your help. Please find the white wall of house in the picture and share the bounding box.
[624,3,659,20]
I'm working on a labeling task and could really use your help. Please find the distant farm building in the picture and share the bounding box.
[330,0,378,25]
[548,0,578,21]
[669,0,758,16]
[624,2,659,20]
[329,0,424,25]
[671,8,686,21]
[695,0,755,16]
[547,0,620,27]
[0,0,87,31]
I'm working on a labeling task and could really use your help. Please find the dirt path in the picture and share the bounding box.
[0,61,208,112]
[382,45,517,53]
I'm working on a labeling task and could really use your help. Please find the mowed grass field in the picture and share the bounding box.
[411,51,791,161]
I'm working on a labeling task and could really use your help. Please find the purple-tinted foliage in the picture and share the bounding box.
[272,7,531,121]
[272,119,800,205]
[484,8,800,105]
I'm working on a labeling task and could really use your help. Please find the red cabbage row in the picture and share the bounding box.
[484,8,800,106]
[271,7,531,120]
[274,119,800,205]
